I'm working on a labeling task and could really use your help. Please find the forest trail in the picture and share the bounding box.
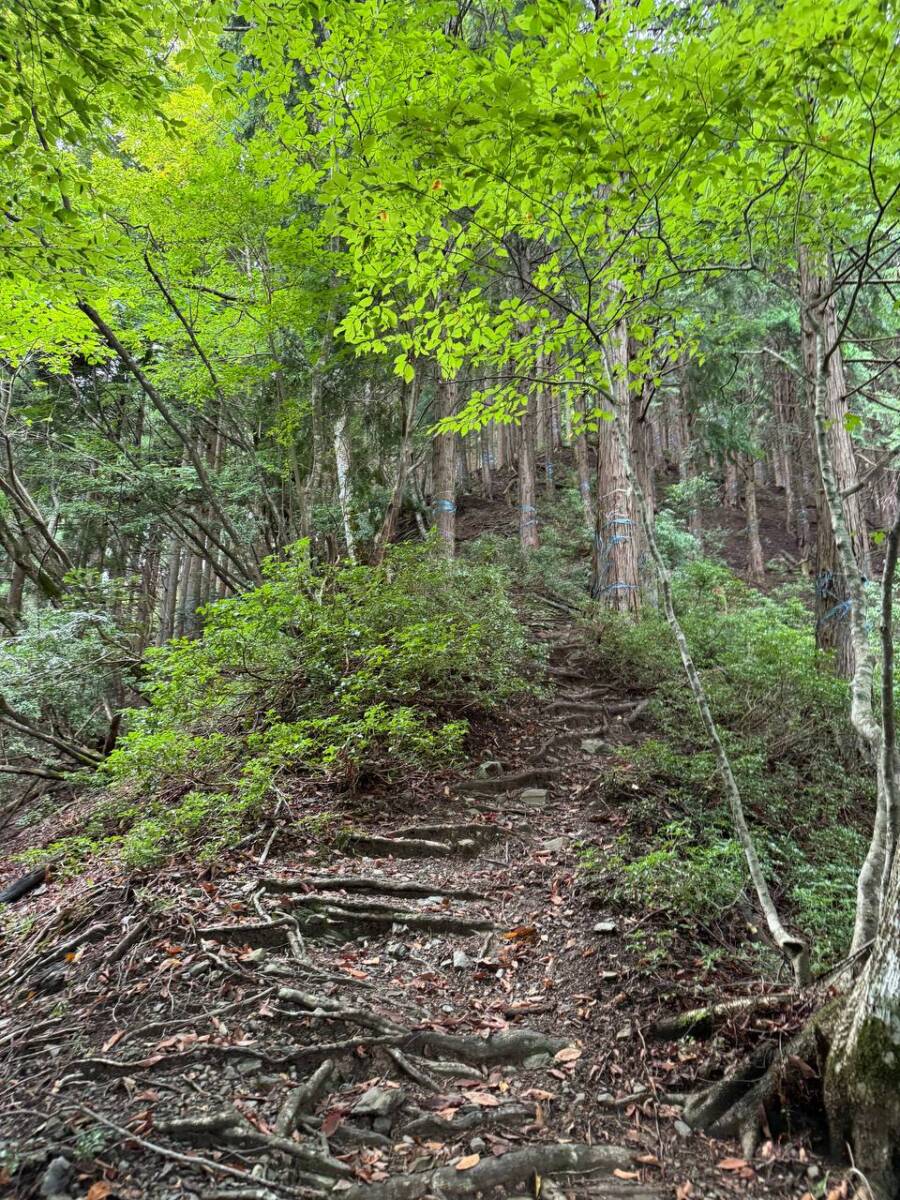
[1,595,816,1200]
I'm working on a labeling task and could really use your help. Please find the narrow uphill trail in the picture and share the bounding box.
[2,606,813,1200]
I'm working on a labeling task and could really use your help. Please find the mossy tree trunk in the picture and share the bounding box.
[825,840,900,1198]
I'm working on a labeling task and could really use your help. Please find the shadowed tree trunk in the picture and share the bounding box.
[743,455,766,584]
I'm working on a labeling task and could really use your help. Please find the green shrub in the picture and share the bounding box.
[581,558,873,971]
[91,539,538,863]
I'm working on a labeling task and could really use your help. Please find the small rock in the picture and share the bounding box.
[541,837,568,853]
[807,1165,822,1181]
[372,1116,394,1134]
[520,788,548,808]
[596,1092,615,1104]
[674,1119,692,1139]
[469,1137,486,1153]
[353,1086,405,1118]
[593,920,617,934]
[452,950,473,970]
[599,970,619,981]
[615,1024,632,1040]
[441,1003,454,1014]
[581,738,611,755]
[522,1052,552,1068]
[244,947,268,964]
[40,1157,72,1197]
[235,1058,262,1075]
[476,760,503,779]
[386,941,408,959]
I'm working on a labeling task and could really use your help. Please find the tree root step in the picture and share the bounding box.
[264,875,487,901]
[344,834,477,858]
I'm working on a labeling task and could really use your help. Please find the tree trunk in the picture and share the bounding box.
[518,397,540,552]
[333,408,357,563]
[572,391,593,529]
[432,373,457,558]
[744,457,766,585]
[825,836,900,1198]
[591,317,640,611]
[800,249,870,676]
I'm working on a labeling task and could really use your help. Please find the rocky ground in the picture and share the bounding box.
[0,599,835,1200]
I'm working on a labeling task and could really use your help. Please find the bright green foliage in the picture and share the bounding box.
[584,560,870,969]
[96,541,537,863]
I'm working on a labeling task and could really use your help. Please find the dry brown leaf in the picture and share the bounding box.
[675,1182,693,1200]
[613,1169,640,1181]
[86,1183,113,1200]
[502,926,538,942]
[553,1045,582,1063]
[101,1030,125,1053]
[467,1092,500,1107]
[717,1158,749,1172]
[455,1154,481,1171]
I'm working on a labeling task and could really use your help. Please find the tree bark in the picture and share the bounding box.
[518,396,540,552]
[800,251,870,676]
[591,316,640,611]
[432,373,457,558]
[743,456,766,585]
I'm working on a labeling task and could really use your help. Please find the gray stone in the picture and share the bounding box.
[353,1086,405,1118]
[452,950,473,970]
[386,941,408,959]
[520,788,548,808]
[469,1137,487,1153]
[541,837,568,853]
[372,1116,394,1134]
[476,760,503,779]
[807,1166,822,1181]
[674,1119,692,1139]
[593,920,617,934]
[522,1052,552,1069]
[40,1157,72,1197]
[580,738,611,755]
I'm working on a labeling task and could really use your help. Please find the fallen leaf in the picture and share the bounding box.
[467,1092,500,1107]
[717,1158,749,1172]
[321,1110,344,1136]
[101,1030,126,1053]
[613,1169,640,1181]
[87,1183,113,1200]
[553,1046,582,1063]
[502,926,538,942]
[675,1182,693,1200]
[456,1154,481,1171]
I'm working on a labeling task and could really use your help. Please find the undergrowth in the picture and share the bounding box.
[579,558,871,972]
[33,540,539,867]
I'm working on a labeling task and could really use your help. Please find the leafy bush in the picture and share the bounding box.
[95,540,538,863]
[582,559,872,971]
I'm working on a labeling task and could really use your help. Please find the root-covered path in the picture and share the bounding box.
[1,608,816,1200]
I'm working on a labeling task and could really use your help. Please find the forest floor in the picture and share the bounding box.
[0,488,838,1200]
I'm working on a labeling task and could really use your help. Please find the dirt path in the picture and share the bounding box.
[1,609,815,1200]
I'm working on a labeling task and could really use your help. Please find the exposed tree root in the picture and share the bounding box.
[155,1110,352,1179]
[264,875,486,901]
[650,992,795,1041]
[401,1101,536,1138]
[462,766,562,795]
[339,1142,633,1200]
[384,821,494,842]
[275,1059,335,1136]
[287,900,494,936]
[344,834,474,858]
